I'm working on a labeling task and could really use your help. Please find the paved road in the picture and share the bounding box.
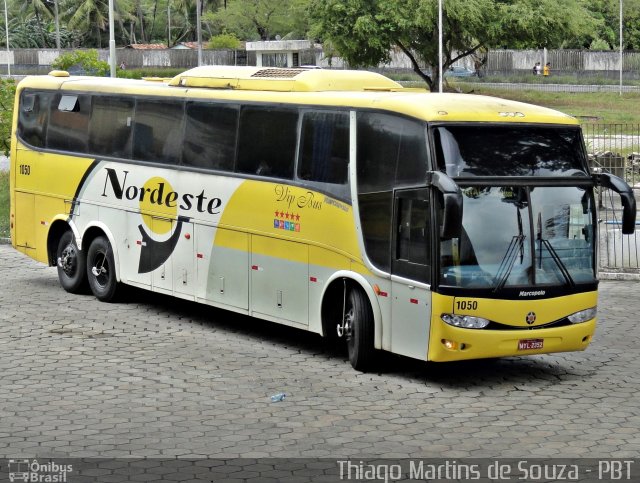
[1,245,639,465]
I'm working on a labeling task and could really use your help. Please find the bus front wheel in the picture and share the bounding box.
[345,286,375,371]
[56,231,88,294]
[86,236,119,302]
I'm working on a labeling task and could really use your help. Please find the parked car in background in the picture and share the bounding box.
[445,66,477,77]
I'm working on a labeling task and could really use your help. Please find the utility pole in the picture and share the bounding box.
[108,0,116,77]
[3,0,9,75]
[167,0,171,48]
[619,0,623,96]
[196,0,203,66]
[438,0,443,93]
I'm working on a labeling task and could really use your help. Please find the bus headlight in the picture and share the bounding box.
[567,307,597,324]
[441,314,490,329]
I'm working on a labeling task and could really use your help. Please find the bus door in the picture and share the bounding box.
[171,218,194,298]
[123,211,152,288]
[146,216,194,298]
[250,236,309,326]
[195,225,249,311]
[390,188,432,360]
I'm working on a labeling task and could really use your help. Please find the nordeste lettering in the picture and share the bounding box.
[101,168,222,214]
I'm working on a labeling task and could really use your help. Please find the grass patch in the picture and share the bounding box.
[453,85,640,126]
[0,171,9,239]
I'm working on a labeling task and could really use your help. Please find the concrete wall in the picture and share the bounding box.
[1,47,638,75]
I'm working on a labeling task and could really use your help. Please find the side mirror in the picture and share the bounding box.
[594,173,637,234]
[427,171,463,239]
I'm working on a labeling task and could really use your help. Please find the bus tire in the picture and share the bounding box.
[86,236,119,302]
[345,286,375,371]
[56,231,88,294]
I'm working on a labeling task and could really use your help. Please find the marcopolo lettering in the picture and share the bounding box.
[101,168,222,214]
[519,290,546,297]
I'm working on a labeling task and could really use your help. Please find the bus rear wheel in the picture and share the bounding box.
[86,236,119,302]
[56,231,88,294]
[345,287,375,372]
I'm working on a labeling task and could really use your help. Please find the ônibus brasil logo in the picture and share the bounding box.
[8,459,72,482]
[100,168,224,273]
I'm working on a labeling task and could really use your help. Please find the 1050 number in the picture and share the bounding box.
[456,300,478,311]
[19,164,31,175]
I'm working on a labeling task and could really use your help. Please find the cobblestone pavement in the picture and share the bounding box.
[1,245,639,460]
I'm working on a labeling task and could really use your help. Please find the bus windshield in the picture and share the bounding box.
[433,125,588,177]
[439,186,596,290]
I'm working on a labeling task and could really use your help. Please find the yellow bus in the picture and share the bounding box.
[10,66,636,371]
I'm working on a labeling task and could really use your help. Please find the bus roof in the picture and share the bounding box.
[17,68,578,126]
[167,66,404,92]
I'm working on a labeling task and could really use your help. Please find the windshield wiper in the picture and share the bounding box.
[493,208,526,292]
[536,213,575,287]
[493,234,525,292]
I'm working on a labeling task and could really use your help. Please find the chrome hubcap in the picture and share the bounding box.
[58,245,77,276]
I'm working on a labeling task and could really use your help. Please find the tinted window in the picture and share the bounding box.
[183,102,238,171]
[357,112,428,191]
[237,107,298,179]
[89,96,134,158]
[395,193,431,283]
[357,112,428,271]
[298,111,349,185]
[133,100,184,164]
[434,125,588,177]
[18,91,53,148]
[47,94,91,153]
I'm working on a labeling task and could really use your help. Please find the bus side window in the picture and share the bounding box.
[298,111,349,185]
[18,91,53,148]
[356,112,429,272]
[89,96,134,159]
[236,106,298,179]
[47,94,91,153]
[133,100,185,165]
[183,102,238,171]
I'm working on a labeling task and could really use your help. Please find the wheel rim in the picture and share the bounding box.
[344,305,354,341]
[59,244,78,277]
[91,250,110,289]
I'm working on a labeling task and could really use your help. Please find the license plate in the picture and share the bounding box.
[518,338,544,351]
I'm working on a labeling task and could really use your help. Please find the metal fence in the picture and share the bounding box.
[583,124,640,275]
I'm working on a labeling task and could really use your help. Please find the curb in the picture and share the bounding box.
[599,271,640,281]
[0,238,11,245]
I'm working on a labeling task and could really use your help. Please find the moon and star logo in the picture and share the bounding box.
[137,177,187,274]
[99,168,224,274]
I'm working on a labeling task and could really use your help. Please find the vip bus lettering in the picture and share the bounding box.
[275,185,322,211]
[101,168,222,214]
[297,191,322,210]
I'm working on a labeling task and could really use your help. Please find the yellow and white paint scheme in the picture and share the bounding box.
[10,66,598,365]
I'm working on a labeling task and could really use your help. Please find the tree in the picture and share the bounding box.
[52,49,110,75]
[309,0,597,90]
[0,79,15,156]
[204,0,309,41]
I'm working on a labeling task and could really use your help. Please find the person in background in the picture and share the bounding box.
[543,62,551,76]
[533,62,541,75]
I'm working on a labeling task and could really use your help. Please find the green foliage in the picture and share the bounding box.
[204,0,310,40]
[589,38,612,50]
[0,79,15,157]
[569,0,640,50]
[116,67,185,79]
[52,49,110,76]
[207,33,241,49]
[0,171,8,238]
[309,0,598,91]
[2,17,80,48]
